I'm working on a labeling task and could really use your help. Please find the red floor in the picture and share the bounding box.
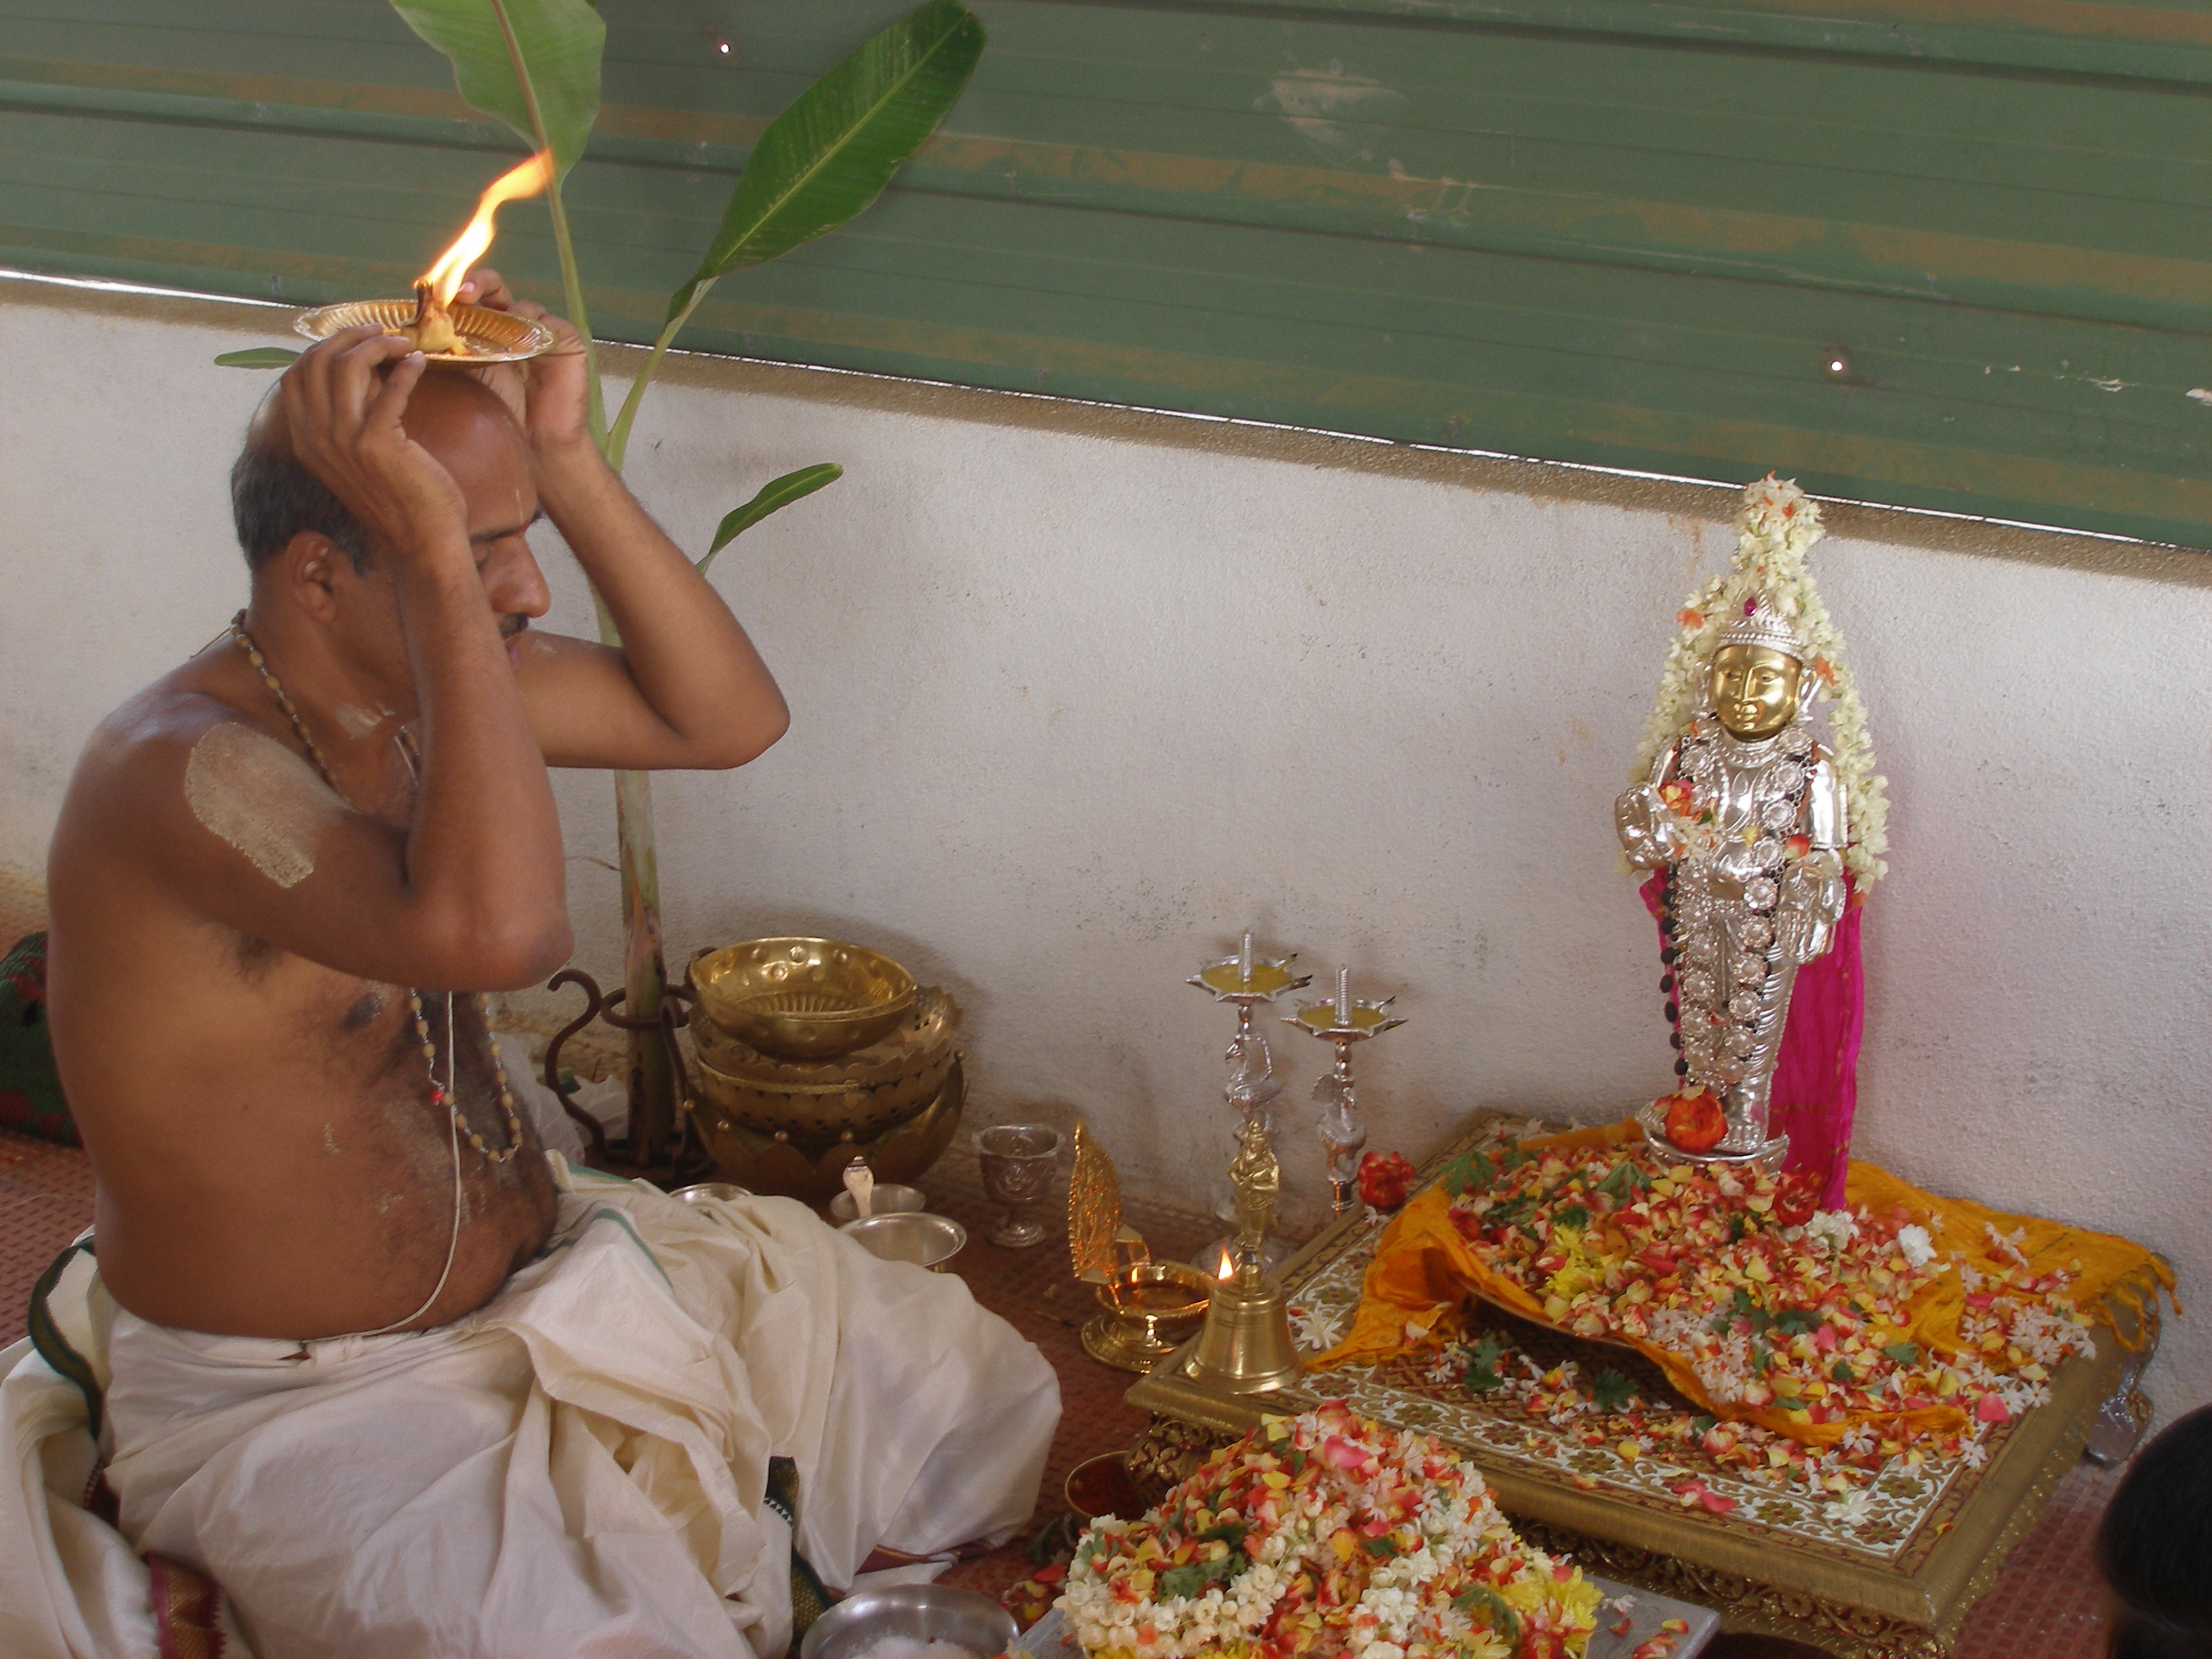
[0,1128,2118,1655]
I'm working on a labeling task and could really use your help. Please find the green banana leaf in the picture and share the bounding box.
[699,465,843,572]
[213,347,302,369]
[390,0,603,178]
[665,0,984,324]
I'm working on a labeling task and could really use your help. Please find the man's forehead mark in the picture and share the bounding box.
[472,506,544,547]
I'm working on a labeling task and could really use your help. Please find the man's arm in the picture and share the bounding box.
[462,269,790,773]
[83,328,573,991]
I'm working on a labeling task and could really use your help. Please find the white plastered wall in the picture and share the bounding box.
[1,274,2204,1414]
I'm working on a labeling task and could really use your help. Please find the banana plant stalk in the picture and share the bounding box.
[392,0,983,1164]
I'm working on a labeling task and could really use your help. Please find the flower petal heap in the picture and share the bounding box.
[1061,1402,1599,1659]
[1311,1124,2172,1455]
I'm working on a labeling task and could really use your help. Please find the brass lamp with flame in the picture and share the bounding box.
[295,152,559,363]
[1068,1122,1213,1373]
[1182,1113,1301,1393]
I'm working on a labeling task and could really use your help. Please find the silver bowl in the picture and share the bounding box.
[799,1584,1016,1659]
[838,1211,966,1272]
[671,1182,753,1206]
[827,1183,926,1225]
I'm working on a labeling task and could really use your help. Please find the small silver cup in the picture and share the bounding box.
[975,1123,1064,1248]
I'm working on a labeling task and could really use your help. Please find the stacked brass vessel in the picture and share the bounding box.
[687,938,964,1204]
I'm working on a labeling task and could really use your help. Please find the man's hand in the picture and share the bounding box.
[436,270,790,774]
[279,327,468,556]
[452,268,594,459]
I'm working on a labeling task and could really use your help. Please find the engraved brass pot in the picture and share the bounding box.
[687,992,959,1145]
[693,1049,956,1143]
[694,1059,966,1205]
[691,939,918,1061]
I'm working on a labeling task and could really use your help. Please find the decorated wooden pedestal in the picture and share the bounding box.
[1126,1112,2156,1659]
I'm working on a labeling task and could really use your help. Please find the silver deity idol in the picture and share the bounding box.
[1616,600,1847,1164]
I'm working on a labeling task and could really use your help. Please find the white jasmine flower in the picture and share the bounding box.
[1896,1225,1937,1268]
[1804,1210,1856,1254]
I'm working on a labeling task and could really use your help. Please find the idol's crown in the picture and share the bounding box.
[1715,597,1805,663]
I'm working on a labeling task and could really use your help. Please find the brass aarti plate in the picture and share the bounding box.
[294,298,556,363]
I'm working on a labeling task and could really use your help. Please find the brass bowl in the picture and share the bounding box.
[687,987,959,1089]
[293,298,556,363]
[1081,1261,1214,1373]
[1064,1451,1158,1523]
[691,939,918,1061]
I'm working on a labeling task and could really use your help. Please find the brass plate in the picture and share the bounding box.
[293,298,557,363]
[690,938,918,1061]
[1084,1310,1190,1374]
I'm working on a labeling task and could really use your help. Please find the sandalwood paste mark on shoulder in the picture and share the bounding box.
[182,721,346,889]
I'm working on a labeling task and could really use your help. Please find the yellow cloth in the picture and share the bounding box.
[1311,1122,2176,1447]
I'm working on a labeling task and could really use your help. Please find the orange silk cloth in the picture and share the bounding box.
[1309,1122,2177,1447]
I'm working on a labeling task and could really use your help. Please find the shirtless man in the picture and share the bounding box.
[24,274,1059,1658]
[46,272,786,1338]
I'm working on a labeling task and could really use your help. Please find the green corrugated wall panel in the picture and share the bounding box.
[2,0,2211,544]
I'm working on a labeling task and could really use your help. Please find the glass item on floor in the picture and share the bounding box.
[975,1123,1063,1248]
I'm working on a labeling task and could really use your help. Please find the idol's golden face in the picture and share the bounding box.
[1710,644,1802,740]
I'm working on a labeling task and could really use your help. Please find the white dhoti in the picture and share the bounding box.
[0,1160,1061,1659]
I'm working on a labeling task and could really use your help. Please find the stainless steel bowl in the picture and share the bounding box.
[827,1183,926,1225]
[798,1584,1016,1659]
[837,1211,966,1272]
[671,1182,752,1206]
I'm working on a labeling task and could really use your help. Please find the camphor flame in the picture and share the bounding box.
[420,151,554,306]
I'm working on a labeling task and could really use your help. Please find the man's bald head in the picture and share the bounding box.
[230,368,522,575]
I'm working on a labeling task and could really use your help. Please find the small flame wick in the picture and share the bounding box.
[1240,931,1253,985]
[1336,967,1351,1027]
[420,151,555,307]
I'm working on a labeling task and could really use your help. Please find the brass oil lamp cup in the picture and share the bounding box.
[1067,1120,1214,1372]
[1088,1261,1214,1372]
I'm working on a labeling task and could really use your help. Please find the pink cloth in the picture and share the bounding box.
[1641,874,1865,1207]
